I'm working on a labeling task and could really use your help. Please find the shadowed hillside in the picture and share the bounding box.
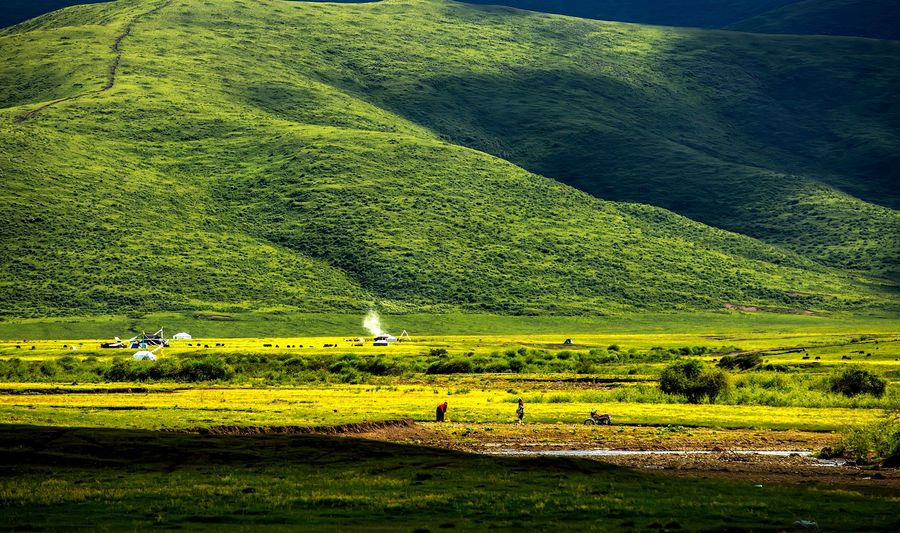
[0,0,896,318]
[728,0,900,41]
[334,0,899,278]
[461,0,900,40]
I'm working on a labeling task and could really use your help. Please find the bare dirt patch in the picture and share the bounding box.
[352,422,900,490]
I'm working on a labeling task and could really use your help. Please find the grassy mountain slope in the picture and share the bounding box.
[9,1,899,40]
[0,0,894,318]
[461,0,900,40]
[311,0,898,278]
[462,0,794,28]
[728,0,900,40]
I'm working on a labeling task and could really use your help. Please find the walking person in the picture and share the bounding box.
[515,398,524,425]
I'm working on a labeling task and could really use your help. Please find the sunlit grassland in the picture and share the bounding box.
[0,382,888,431]
[6,331,899,359]
[1,320,897,423]
[2,314,898,366]
[1,309,897,340]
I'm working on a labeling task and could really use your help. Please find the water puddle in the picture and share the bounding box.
[488,449,847,466]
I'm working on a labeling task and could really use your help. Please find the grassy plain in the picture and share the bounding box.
[1,315,897,430]
[2,309,898,339]
[0,384,889,431]
[1,316,898,528]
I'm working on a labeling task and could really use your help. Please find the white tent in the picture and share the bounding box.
[133,345,163,361]
[173,332,192,340]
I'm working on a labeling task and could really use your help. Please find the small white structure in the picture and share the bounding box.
[172,332,192,340]
[133,344,163,361]
[375,334,398,343]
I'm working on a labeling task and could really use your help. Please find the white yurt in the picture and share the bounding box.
[133,351,157,361]
[173,332,192,340]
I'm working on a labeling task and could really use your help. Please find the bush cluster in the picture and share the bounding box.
[717,354,762,370]
[828,367,886,397]
[659,360,729,404]
[106,356,234,382]
[820,415,900,465]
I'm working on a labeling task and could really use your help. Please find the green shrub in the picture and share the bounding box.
[507,358,526,373]
[426,359,473,374]
[58,356,78,371]
[357,357,394,376]
[284,357,306,368]
[335,368,369,384]
[717,354,761,370]
[483,361,509,373]
[829,367,886,397]
[39,360,58,377]
[820,415,900,465]
[177,357,234,382]
[659,360,729,403]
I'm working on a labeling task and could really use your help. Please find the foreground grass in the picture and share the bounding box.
[1,425,898,531]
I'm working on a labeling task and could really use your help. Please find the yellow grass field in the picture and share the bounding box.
[0,383,884,432]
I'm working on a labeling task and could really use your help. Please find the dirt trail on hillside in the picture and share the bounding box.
[15,0,172,123]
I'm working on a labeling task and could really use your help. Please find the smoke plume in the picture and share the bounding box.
[363,310,382,337]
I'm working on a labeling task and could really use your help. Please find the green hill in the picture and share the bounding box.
[9,1,900,40]
[728,0,900,41]
[342,0,900,278]
[463,0,795,29]
[462,1,900,40]
[0,0,895,318]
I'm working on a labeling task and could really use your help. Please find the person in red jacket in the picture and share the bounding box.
[436,401,448,422]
